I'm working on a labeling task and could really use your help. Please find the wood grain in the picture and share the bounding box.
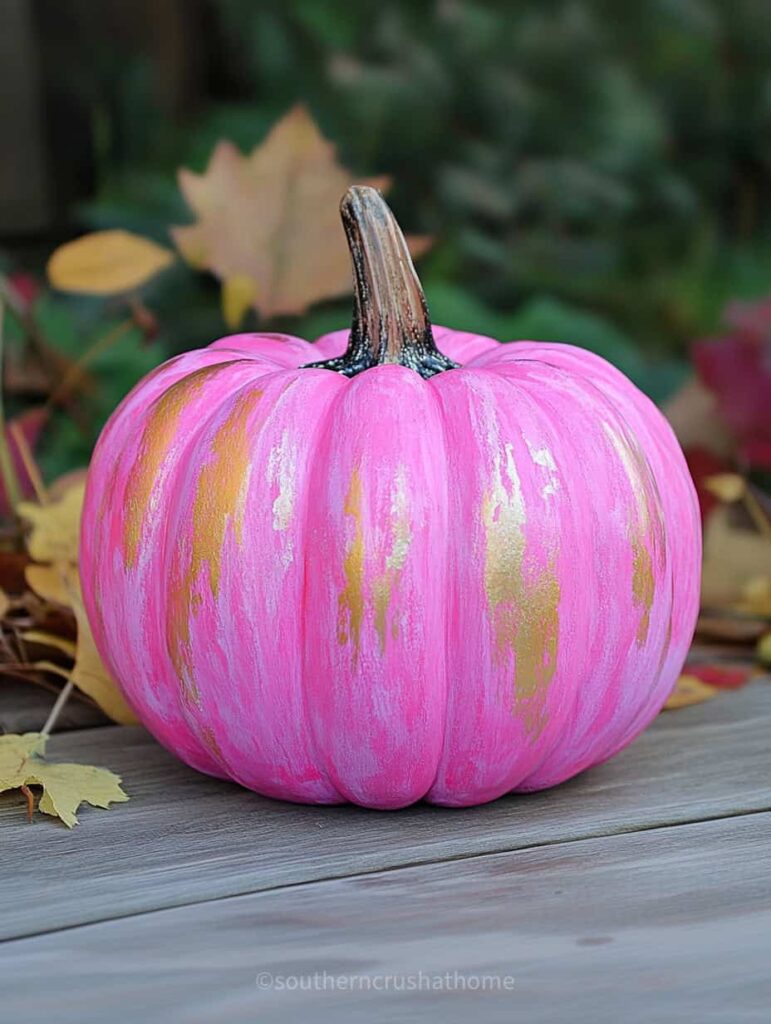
[2,812,769,1023]
[1,682,770,941]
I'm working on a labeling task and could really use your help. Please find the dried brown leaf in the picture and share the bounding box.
[172,105,430,321]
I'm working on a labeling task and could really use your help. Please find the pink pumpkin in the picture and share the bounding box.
[80,187,701,808]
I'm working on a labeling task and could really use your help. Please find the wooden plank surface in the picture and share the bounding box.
[2,812,769,1024]
[1,681,770,941]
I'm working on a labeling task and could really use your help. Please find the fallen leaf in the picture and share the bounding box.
[0,551,30,595]
[68,571,136,724]
[0,587,9,618]
[701,505,771,611]
[48,468,88,501]
[26,562,136,724]
[21,630,78,659]
[685,663,752,689]
[736,576,771,618]
[47,230,175,296]
[24,563,70,606]
[696,612,769,644]
[17,482,85,562]
[758,633,771,668]
[18,480,137,725]
[172,104,430,321]
[0,407,49,514]
[663,377,735,461]
[703,473,746,504]
[663,674,721,710]
[0,732,128,827]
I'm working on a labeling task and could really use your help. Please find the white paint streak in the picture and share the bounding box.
[526,439,560,502]
[267,429,296,568]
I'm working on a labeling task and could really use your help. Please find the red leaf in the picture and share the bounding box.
[0,407,48,513]
[693,298,771,470]
[683,446,732,523]
[686,663,752,690]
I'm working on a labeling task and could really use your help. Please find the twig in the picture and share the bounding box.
[44,317,135,414]
[41,679,74,737]
[0,299,24,510]
[8,419,47,504]
[0,273,93,428]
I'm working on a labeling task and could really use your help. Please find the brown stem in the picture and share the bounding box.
[304,186,457,379]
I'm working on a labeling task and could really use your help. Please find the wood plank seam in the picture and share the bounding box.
[4,803,769,946]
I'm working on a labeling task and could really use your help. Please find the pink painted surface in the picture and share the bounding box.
[80,328,701,808]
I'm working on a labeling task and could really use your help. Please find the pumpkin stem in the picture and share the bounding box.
[303,186,458,379]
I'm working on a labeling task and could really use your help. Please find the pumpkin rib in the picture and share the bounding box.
[160,365,347,801]
[487,352,691,791]
[425,365,573,803]
[159,366,285,779]
[504,360,660,788]
[82,354,274,778]
[302,364,451,808]
[514,345,698,765]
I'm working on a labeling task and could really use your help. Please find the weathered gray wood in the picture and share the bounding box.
[0,678,109,734]
[1,682,770,941]
[2,812,769,1024]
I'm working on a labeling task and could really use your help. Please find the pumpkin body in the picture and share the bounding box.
[81,327,700,808]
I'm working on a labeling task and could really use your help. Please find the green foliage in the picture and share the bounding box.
[71,0,771,352]
[7,0,771,478]
[3,295,158,478]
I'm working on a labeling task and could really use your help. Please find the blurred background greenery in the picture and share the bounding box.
[1,0,771,478]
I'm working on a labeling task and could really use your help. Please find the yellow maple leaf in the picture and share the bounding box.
[47,230,175,296]
[172,104,430,322]
[18,484,137,725]
[0,733,128,828]
[17,482,85,563]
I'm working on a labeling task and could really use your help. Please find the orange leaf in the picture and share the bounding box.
[172,105,430,320]
[663,674,721,710]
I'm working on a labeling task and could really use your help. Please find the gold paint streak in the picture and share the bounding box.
[190,387,263,595]
[337,469,365,657]
[201,725,224,761]
[482,443,561,740]
[122,362,238,567]
[166,583,201,703]
[632,537,655,645]
[602,422,665,647]
[166,385,263,704]
[372,468,412,653]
